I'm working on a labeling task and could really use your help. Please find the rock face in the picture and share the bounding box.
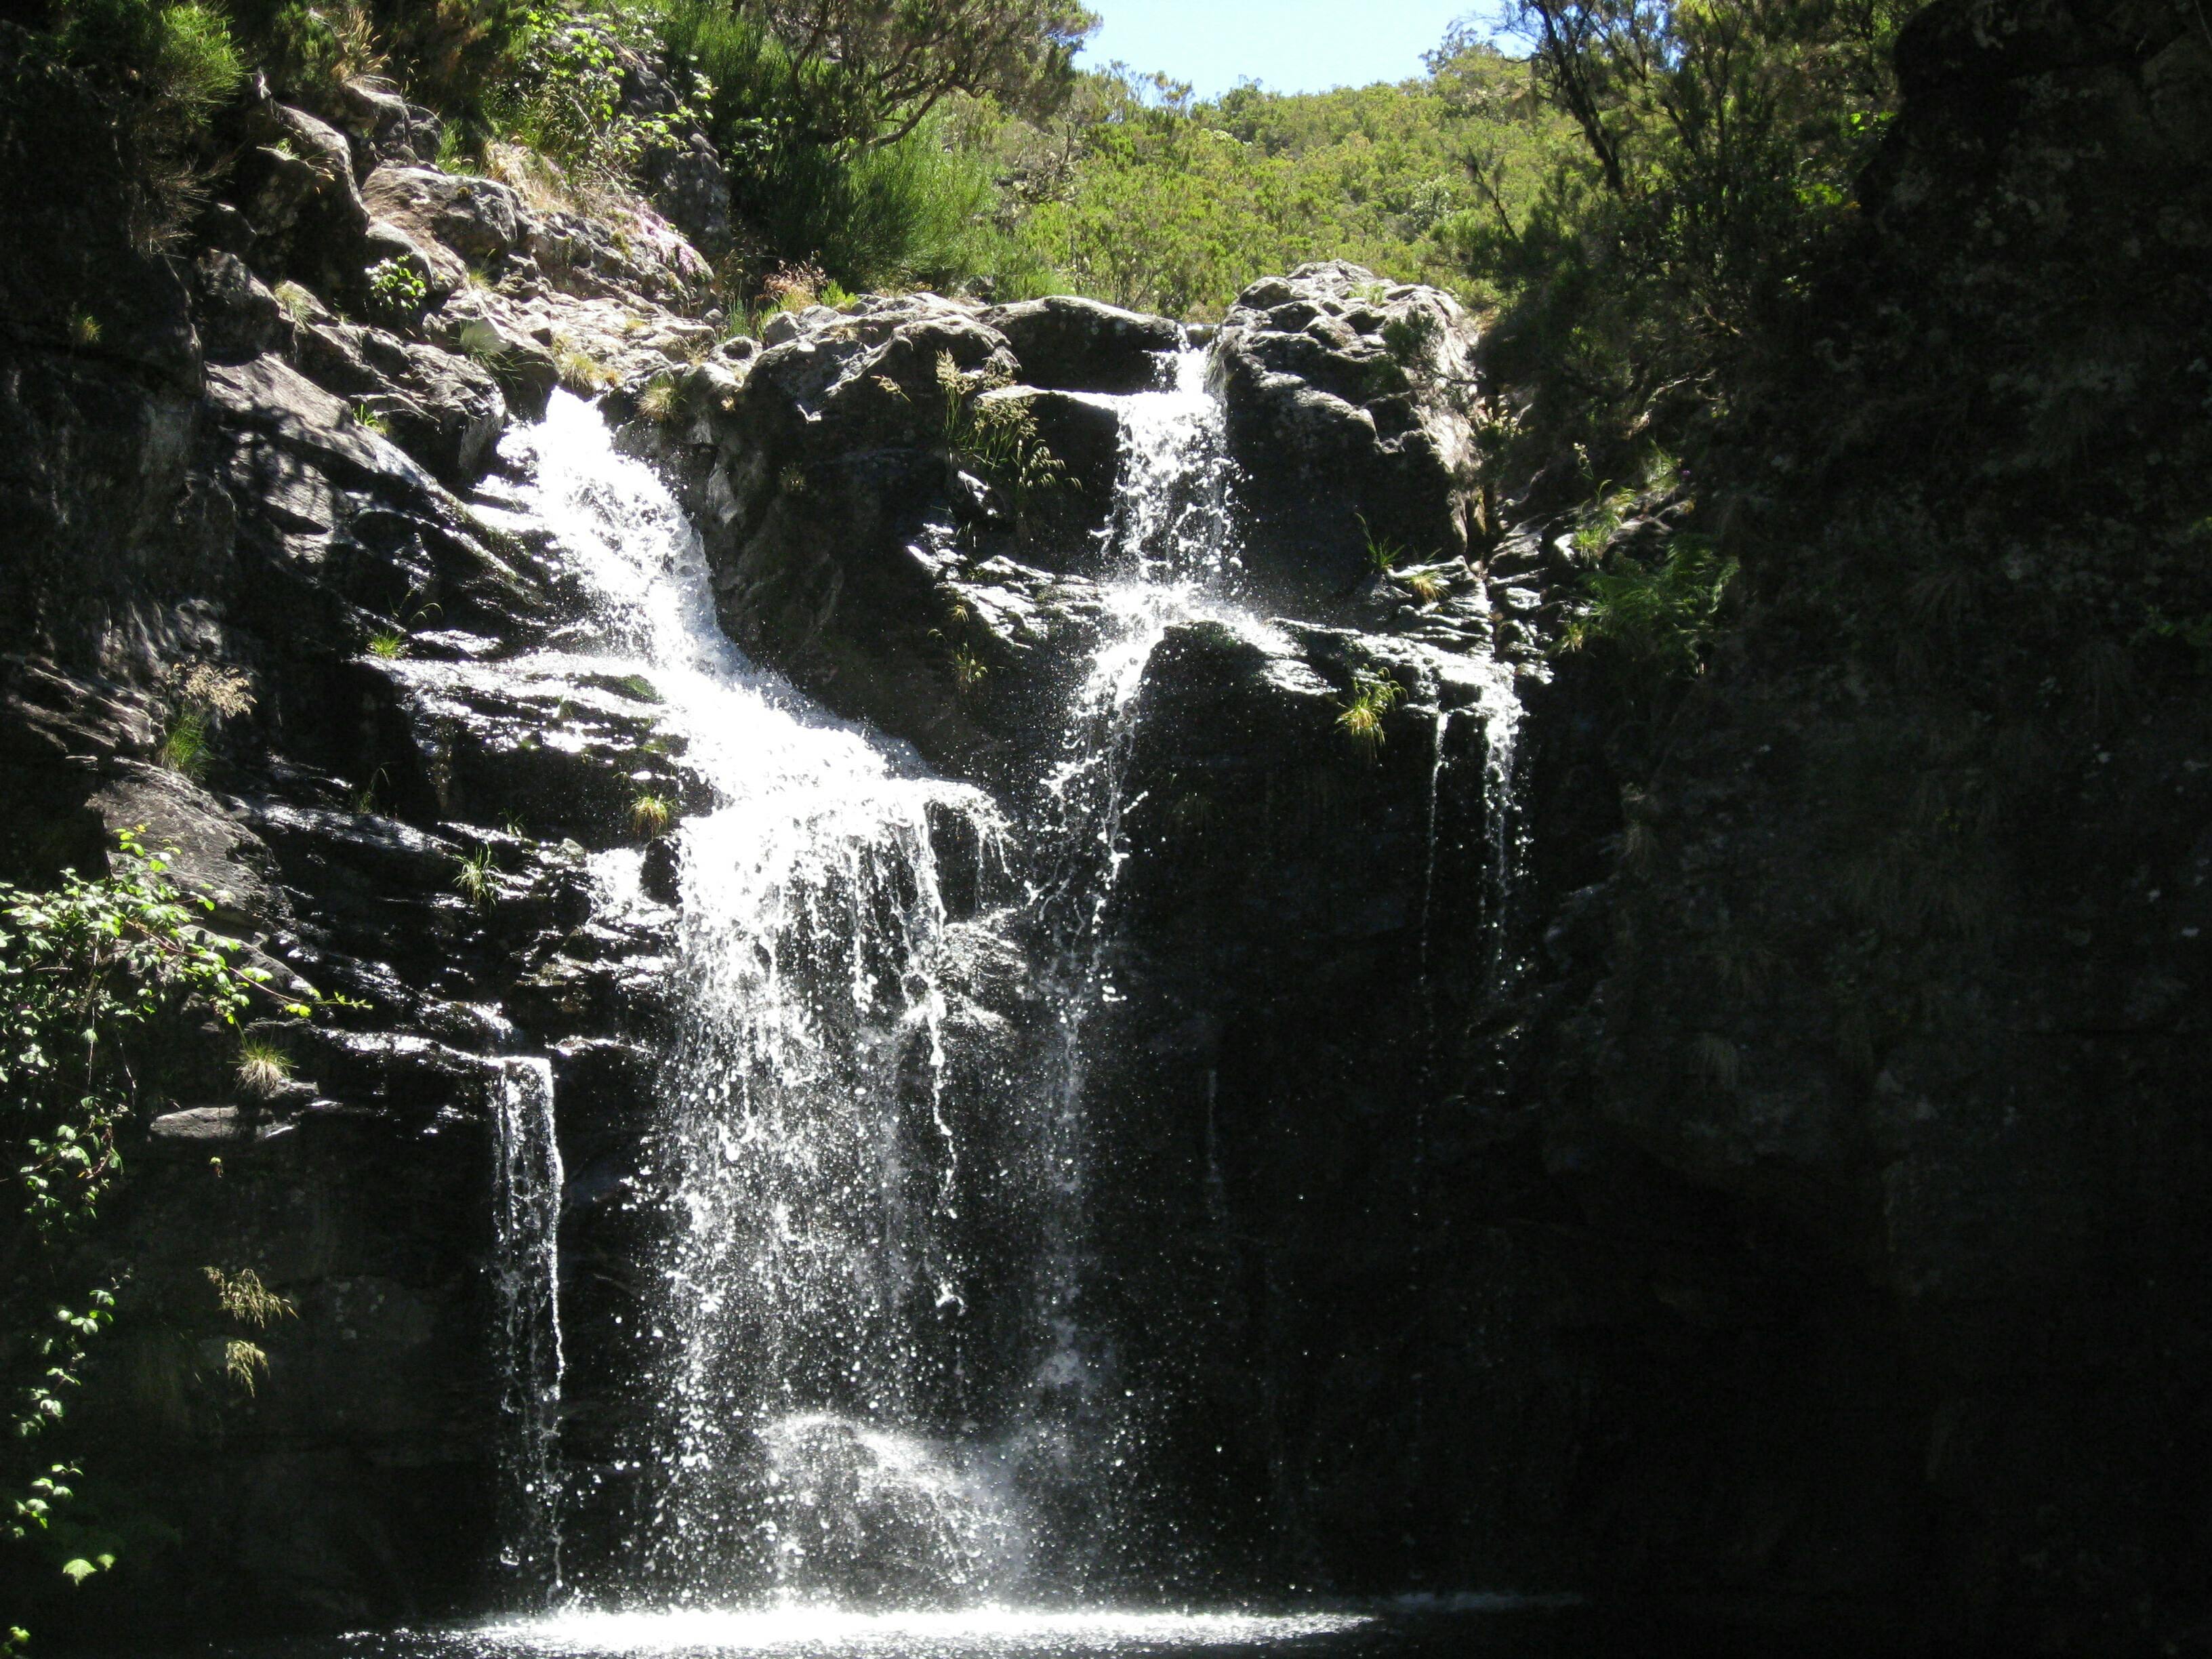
[1215,261,1483,600]
[638,293,1149,777]
[0,49,740,1638]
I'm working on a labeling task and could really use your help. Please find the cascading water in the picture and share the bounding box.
[476,335,1530,1628]
[500,394,1019,1607]
[492,1054,566,1598]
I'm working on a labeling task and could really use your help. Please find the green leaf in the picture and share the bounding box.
[60,1556,98,1584]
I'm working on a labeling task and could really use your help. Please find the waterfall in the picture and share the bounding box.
[492,1054,565,1598]
[504,395,1019,1607]
[478,343,1529,1616]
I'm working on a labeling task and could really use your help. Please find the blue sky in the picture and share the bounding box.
[1079,1,1480,99]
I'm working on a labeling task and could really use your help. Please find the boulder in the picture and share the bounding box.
[362,165,527,291]
[671,300,1121,774]
[1214,261,1483,602]
[981,295,1181,394]
[232,104,372,293]
[192,251,290,366]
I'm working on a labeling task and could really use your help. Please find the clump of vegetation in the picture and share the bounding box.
[366,629,408,660]
[949,644,989,691]
[1401,569,1448,606]
[628,793,673,839]
[152,661,255,784]
[451,844,498,911]
[1560,535,1738,678]
[1335,670,1406,756]
[271,279,317,323]
[233,1034,293,1101]
[202,1267,295,1397]
[455,316,512,369]
[66,309,102,348]
[1358,516,1406,576]
[636,372,682,424]
[554,340,613,394]
[937,351,1065,509]
[348,401,391,437]
[363,256,428,321]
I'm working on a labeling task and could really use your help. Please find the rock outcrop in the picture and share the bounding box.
[1215,260,1483,600]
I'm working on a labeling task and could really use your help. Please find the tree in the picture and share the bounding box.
[741,0,1100,149]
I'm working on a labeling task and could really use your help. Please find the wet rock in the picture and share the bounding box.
[670,300,1118,774]
[86,761,286,930]
[234,103,371,292]
[981,295,1180,393]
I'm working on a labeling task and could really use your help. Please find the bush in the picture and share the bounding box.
[1561,533,1738,676]
[1,834,310,1619]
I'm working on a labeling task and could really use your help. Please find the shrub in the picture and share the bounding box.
[1561,533,1739,676]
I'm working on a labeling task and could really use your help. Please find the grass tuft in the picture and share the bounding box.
[1334,670,1405,756]
[629,793,674,839]
[234,1037,293,1101]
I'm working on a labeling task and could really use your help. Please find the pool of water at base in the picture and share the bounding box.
[136,1601,1628,1659]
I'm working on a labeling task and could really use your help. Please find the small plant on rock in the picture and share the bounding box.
[1402,570,1448,606]
[452,845,498,910]
[456,317,511,368]
[1357,514,1405,575]
[272,281,317,324]
[367,630,408,660]
[629,793,674,839]
[555,342,613,394]
[157,712,210,781]
[348,402,391,437]
[949,644,989,691]
[67,310,101,349]
[1335,671,1405,756]
[636,373,681,424]
[234,1036,293,1101]
[363,258,428,321]
[937,352,1065,510]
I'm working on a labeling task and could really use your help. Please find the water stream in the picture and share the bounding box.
[458,344,1530,1643]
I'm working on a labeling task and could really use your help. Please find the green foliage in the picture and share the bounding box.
[949,643,989,690]
[155,713,209,781]
[1334,670,1406,756]
[365,628,407,659]
[363,256,428,320]
[1358,515,1406,575]
[1456,0,1910,456]
[1,833,308,1607]
[452,844,498,909]
[936,350,1065,508]
[720,0,1096,154]
[951,50,1570,316]
[1562,533,1738,676]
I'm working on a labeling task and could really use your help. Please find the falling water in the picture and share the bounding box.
[478,336,1530,1619]
[492,1054,566,1598]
